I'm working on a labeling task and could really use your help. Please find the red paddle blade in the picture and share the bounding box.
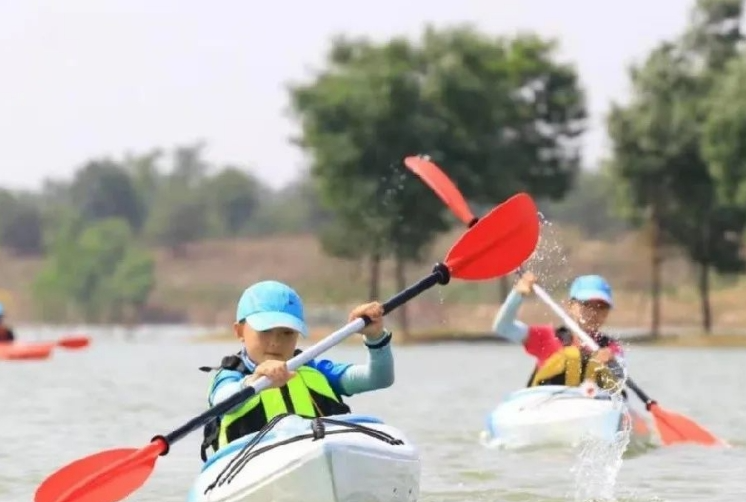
[649,403,728,447]
[404,156,477,226]
[58,335,91,349]
[35,441,164,502]
[445,192,539,280]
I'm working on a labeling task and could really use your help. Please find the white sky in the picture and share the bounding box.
[0,0,697,191]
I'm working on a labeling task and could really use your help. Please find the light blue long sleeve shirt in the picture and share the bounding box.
[492,290,530,344]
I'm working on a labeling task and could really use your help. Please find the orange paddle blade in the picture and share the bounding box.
[445,192,539,280]
[649,403,727,447]
[35,440,165,502]
[404,156,477,227]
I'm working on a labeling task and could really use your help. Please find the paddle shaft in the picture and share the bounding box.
[531,283,656,408]
[155,262,451,450]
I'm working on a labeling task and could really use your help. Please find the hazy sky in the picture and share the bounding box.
[0,0,697,191]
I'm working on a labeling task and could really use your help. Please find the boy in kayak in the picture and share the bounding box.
[200,280,394,460]
[0,303,15,342]
[493,272,625,393]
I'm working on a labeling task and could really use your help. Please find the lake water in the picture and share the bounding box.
[2,327,745,502]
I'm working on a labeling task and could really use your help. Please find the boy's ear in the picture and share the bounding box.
[233,322,243,340]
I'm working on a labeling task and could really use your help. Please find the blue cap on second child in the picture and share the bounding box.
[235,281,308,337]
[569,275,613,308]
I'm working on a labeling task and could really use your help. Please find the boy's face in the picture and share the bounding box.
[568,299,610,333]
[234,322,299,363]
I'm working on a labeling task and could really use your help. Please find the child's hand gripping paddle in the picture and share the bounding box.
[404,154,728,448]
[35,189,541,502]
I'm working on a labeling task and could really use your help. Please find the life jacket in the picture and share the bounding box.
[198,349,351,461]
[525,327,617,388]
[527,346,595,387]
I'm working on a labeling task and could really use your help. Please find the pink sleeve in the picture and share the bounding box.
[524,325,562,366]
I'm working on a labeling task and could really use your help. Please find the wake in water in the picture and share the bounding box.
[569,393,632,501]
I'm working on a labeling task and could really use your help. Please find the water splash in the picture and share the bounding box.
[569,391,632,502]
[522,213,573,301]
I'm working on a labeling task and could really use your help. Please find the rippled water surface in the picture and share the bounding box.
[2,329,744,502]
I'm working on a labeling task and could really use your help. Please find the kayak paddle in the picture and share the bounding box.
[531,284,728,447]
[403,154,728,448]
[34,190,541,502]
[57,335,91,349]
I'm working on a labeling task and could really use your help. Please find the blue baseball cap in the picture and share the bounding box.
[235,281,308,337]
[569,275,613,308]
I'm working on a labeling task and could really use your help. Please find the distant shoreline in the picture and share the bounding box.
[192,331,746,348]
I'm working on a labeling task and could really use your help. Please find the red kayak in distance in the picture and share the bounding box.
[0,335,91,361]
[0,341,55,361]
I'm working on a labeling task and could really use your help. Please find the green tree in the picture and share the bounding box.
[291,26,587,317]
[123,148,165,225]
[0,190,44,256]
[291,35,456,336]
[144,184,209,257]
[33,218,155,322]
[202,167,262,235]
[606,0,745,334]
[171,141,209,188]
[69,159,144,231]
[702,54,746,207]
[246,175,334,236]
[420,27,586,205]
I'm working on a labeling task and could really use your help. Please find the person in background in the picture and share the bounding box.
[493,272,626,394]
[0,302,16,343]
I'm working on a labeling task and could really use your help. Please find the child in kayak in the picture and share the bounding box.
[0,303,15,343]
[200,280,394,460]
[493,272,625,393]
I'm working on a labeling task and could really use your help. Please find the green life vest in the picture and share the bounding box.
[198,351,350,461]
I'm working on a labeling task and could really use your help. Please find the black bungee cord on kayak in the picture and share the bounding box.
[204,415,405,494]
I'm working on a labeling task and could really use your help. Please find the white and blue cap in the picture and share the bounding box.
[569,275,613,308]
[235,281,308,337]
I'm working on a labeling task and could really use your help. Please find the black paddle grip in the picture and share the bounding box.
[381,262,450,316]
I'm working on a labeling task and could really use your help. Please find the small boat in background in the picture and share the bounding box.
[0,341,55,361]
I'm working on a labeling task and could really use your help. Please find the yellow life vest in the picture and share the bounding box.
[529,346,616,389]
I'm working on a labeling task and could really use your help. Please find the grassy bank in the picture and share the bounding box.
[3,225,746,338]
[631,333,746,348]
[192,328,746,348]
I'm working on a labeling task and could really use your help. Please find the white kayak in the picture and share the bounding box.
[188,414,420,502]
[481,385,652,449]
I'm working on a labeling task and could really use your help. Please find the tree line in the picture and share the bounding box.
[0,0,742,335]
